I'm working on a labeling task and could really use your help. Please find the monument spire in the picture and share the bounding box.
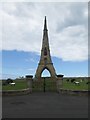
[42,16,49,49]
[44,16,47,30]
[35,17,56,79]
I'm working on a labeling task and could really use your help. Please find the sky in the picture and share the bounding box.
[0,2,88,79]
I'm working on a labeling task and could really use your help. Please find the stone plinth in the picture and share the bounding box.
[56,74,64,92]
[26,75,33,92]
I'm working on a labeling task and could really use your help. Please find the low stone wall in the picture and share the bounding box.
[1,88,89,96]
[2,88,32,96]
[58,88,89,96]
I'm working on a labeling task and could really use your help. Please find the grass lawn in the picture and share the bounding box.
[0,80,2,90]
[2,79,28,90]
[62,79,88,90]
[2,78,89,91]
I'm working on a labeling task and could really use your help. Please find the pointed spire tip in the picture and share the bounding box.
[44,16,47,30]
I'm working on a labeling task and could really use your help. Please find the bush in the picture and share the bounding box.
[66,79,69,82]
[6,78,13,84]
[71,79,75,83]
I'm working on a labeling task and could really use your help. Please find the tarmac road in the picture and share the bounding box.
[2,92,88,118]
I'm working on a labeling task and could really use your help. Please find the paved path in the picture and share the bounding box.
[2,92,88,118]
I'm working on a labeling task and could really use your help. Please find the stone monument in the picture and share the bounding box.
[35,16,57,80]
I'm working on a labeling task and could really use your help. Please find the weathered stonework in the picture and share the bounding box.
[56,74,64,92]
[26,75,33,92]
[35,16,56,79]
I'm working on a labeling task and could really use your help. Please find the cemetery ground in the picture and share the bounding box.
[2,77,89,91]
[2,79,28,90]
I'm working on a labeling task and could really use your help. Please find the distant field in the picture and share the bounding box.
[1,77,89,91]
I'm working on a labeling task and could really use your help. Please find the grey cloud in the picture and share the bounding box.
[1,2,88,61]
[56,2,87,33]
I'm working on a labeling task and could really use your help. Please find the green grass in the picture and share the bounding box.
[2,78,89,91]
[2,79,28,90]
[0,80,2,90]
[62,78,89,90]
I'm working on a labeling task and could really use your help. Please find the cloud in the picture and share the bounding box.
[27,68,35,71]
[50,25,88,61]
[1,2,88,61]
[0,0,89,2]
[0,73,18,79]
[25,58,35,62]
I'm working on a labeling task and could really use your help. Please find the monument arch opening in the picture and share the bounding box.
[41,68,51,77]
